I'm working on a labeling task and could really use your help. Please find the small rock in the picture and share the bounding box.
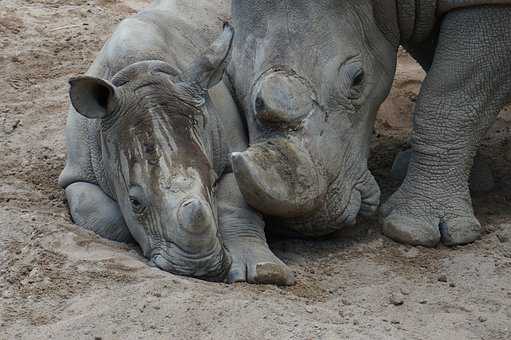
[449,282,456,288]
[400,287,411,296]
[497,232,509,243]
[438,275,448,282]
[305,306,314,314]
[2,290,13,299]
[390,320,400,325]
[353,320,359,326]
[419,300,428,304]
[478,316,487,323]
[389,294,404,306]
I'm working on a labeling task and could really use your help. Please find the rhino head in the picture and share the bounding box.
[229,0,398,235]
[68,25,234,280]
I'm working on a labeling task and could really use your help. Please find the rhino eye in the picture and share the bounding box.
[128,186,147,215]
[130,197,146,214]
[338,59,365,101]
[351,67,364,88]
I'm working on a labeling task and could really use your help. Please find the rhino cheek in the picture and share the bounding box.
[231,138,327,218]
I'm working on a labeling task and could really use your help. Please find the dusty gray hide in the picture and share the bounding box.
[227,0,511,247]
[59,0,294,285]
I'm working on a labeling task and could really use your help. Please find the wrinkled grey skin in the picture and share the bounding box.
[59,0,294,285]
[228,0,511,246]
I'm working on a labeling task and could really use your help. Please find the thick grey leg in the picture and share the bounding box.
[217,173,295,285]
[391,149,495,193]
[65,182,133,243]
[382,7,511,247]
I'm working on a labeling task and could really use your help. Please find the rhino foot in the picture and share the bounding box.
[217,173,295,285]
[226,238,295,286]
[381,185,481,247]
[439,217,482,247]
[382,214,441,248]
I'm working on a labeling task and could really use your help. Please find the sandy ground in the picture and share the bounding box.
[1,1,511,339]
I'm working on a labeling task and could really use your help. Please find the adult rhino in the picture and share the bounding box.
[59,0,294,285]
[228,1,511,247]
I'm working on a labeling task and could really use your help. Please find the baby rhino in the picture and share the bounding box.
[59,1,293,285]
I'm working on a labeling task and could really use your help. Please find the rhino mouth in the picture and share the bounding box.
[231,137,328,218]
[266,165,381,236]
[150,239,231,281]
[232,136,380,236]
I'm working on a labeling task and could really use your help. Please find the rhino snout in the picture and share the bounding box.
[149,197,231,280]
[252,70,315,129]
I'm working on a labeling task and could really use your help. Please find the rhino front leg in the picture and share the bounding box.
[65,182,133,243]
[382,6,511,247]
[217,173,295,285]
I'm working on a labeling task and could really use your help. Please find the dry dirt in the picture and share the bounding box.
[1,1,511,339]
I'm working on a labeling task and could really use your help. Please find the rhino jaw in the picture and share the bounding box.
[150,243,231,282]
[231,138,327,218]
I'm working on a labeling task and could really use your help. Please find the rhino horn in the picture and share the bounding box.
[231,139,327,218]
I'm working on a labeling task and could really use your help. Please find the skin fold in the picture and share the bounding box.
[228,0,511,246]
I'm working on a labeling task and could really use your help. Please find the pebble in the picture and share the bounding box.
[2,290,13,299]
[449,282,456,288]
[497,232,509,243]
[438,275,448,282]
[478,316,487,323]
[419,300,428,304]
[400,287,411,296]
[389,294,404,306]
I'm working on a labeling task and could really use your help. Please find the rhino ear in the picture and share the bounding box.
[181,22,234,89]
[69,76,117,119]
